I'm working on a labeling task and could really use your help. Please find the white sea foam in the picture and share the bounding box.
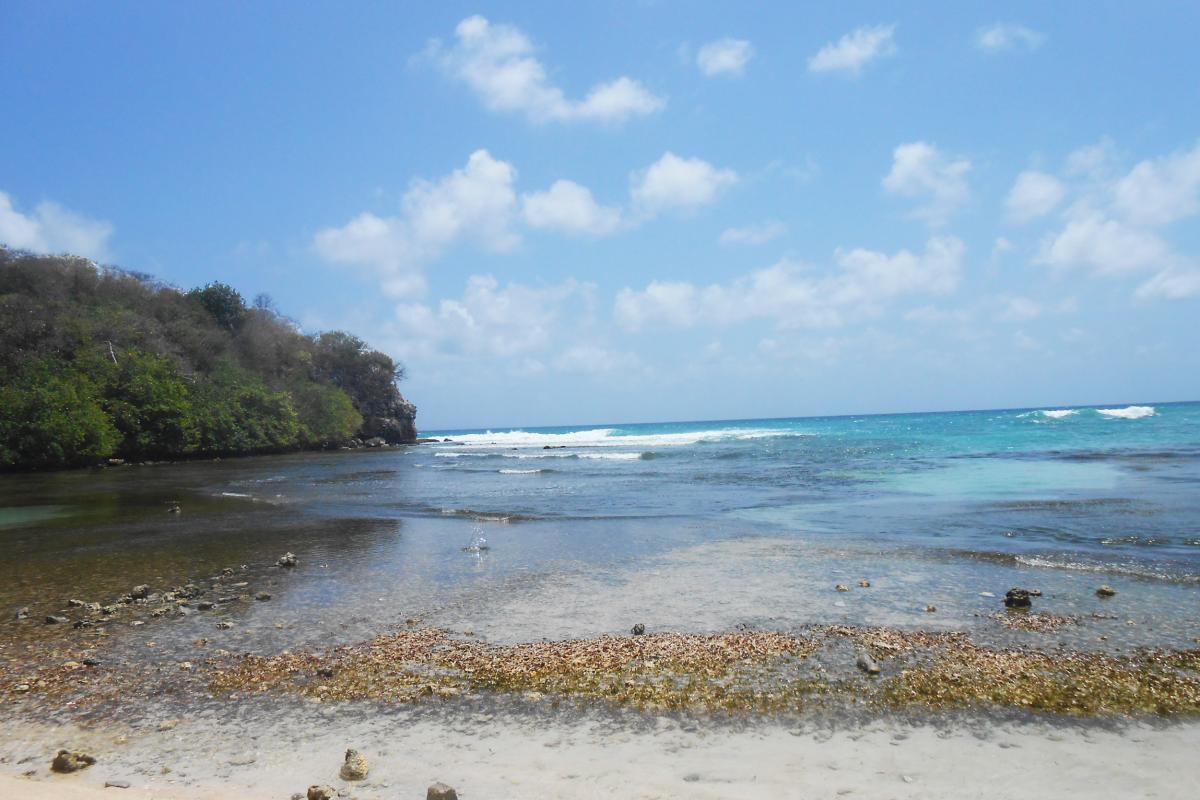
[433,426,801,454]
[1018,409,1079,419]
[1096,405,1157,419]
[577,452,643,460]
[498,468,545,474]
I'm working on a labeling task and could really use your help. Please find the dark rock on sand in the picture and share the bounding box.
[856,650,882,675]
[45,615,69,625]
[307,786,336,800]
[104,780,132,788]
[339,748,369,780]
[631,623,646,636]
[67,598,87,608]
[1096,585,1117,597]
[51,750,96,773]
[428,783,459,800]
[1004,588,1033,608]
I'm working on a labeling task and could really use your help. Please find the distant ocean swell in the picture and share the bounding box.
[1018,405,1158,421]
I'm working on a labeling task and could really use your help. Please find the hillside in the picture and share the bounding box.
[0,247,416,469]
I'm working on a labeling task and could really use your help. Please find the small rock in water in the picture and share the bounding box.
[67,598,86,607]
[216,621,233,630]
[130,585,151,600]
[835,584,850,592]
[307,786,336,800]
[255,592,272,601]
[339,748,369,780]
[462,532,489,553]
[630,623,645,636]
[979,591,995,598]
[158,719,179,731]
[856,650,882,675]
[196,601,215,611]
[14,606,30,620]
[51,750,96,773]
[858,580,871,588]
[1028,589,1043,597]
[277,552,298,568]
[167,502,182,514]
[427,782,459,800]
[925,605,937,613]
[45,615,69,625]
[1004,588,1033,608]
[1096,585,1117,598]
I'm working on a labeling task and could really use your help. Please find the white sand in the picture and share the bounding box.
[4,712,1197,799]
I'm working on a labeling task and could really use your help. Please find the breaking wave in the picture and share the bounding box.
[1097,405,1157,420]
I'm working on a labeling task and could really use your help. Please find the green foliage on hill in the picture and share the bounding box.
[0,248,415,469]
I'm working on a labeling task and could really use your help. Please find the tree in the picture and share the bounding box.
[101,350,197,458]
[188,282,248,332]
[0,361,118,467]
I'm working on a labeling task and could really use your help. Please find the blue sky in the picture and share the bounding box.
[2,1,1199,429]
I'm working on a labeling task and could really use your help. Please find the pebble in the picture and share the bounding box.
[255,592,272,601]
[856,650,882,675]
[835,584,850,592]
[1096,585,1117,598]
[44,615,69,625]
[427,782,459,800]
[858,580,871,588]
[925,605,937,613]
[339,748,369,780]
[216,621,233,630]
[631,623,645,636]
[51,750,96,773]
[307,785,335,800]
[278,552,298,568]
[105,780,132,789]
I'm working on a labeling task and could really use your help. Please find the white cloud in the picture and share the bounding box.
[433,15,663,124]
[882,141,971,226]
[1036,211,1169,276]
[976,24,1045,53]
[1006,170,1066,223]
[1135,267,1200,301]
[1064,139,1117,177]
[996,296,1042,322]
[631,152,738,216]
[808,24,896,75]
[394,275,595,360]
[615,236,964,331]
[314,150,519,297]
[718,220,786,246]
[696,38,754,77]
[522,180,621,236]
[553,344,642,374]
[0,191,113,260]
[1112,142,1200,227]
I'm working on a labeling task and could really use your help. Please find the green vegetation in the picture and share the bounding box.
[0,248,415,469]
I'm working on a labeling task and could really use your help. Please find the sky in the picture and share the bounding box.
[2,1,1199,430]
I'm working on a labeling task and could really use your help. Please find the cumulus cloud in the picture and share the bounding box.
[1112,142,1200,226]
[314,150,519,297]
[1006,170,1066,222]
[394,275,595,360]
[1134,267,1200,300]
[0,191,113,260]
[432,15,663,124]
[975,24,1045,53]
[808,24,896,75]
[718,220,787,246]
[1036,211,1169,276]
[696,38,754,77]
[631,152,738,216]
[522,180,621,236]
[882,142,971,226]
[615,236,964,331]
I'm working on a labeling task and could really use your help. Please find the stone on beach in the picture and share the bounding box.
[835,584,850,592]
[130,585,151,600]
[339,748,369,780]
[307,786,335,800]
[858,580,871,587]
[51,750,96,773]
[1096,585,1116,598]
[1004,588,1033,608]
[427,782,459,800]
[631,623,645,636]
[44,615,68,625]
[856,650,881,675]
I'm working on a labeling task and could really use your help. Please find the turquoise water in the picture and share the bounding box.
[419,401,1200,583]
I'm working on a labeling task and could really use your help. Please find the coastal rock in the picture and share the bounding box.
[196,601,215,611]
[51,750,96,773]
[167,503,181,514]
[427,782,459,800]
[307,786,336,800]
[858,580,871,588]
[630,623,645,636]
[856,650,881,675]
[835,584,850,592]
[104,780,132,789]
[45,615,69,625]
[130,585,151,600]
[1004,588,1032,608]
[14,606,29,620]
[1096,585,1117,598]
[925,605,937,613]
[255,592,272,601]
[339,748,369,780]
[67,598,86,607]
[277,552,298,568]
[216,621,233,630]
